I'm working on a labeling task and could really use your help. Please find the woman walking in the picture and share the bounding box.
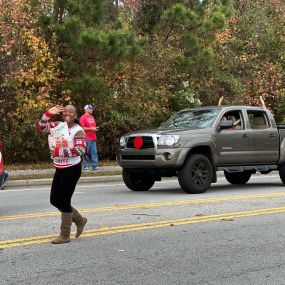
[38,105,87,244]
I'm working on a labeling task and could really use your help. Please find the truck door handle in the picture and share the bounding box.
[269,134,276,138]
[242,134,248,139]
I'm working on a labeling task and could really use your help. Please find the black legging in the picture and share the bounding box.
[50,163,82,212]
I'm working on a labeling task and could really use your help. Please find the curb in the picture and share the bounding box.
[7,175,123,188]
[5,171,280,189]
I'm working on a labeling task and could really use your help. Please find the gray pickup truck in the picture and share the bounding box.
[117,106,285,194]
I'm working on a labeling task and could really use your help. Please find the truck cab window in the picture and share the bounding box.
[220,111,243,130]
[248,111,269,129]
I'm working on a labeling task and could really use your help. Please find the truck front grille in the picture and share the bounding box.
[121,155,155,160]
[126,136,155,149]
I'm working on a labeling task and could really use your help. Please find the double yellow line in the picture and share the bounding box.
[1,192,285,221]
[2,206,285,249]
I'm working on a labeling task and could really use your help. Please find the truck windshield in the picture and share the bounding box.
[161,109,219,129]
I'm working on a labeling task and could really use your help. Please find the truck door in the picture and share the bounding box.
[247,110,279,163]
[214,110,252,165]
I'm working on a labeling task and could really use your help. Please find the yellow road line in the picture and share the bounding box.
[2,206,285,249]
[1,192,285,221]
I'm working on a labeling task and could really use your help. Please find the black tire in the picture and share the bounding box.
[178,154,214,194]
[279,164,285,184]
[224,171,251,185]
[122,169,155,191]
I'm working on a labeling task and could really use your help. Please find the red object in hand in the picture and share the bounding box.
[134,136,143,149]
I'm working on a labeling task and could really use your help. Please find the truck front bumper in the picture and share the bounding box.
[117,148,189,169]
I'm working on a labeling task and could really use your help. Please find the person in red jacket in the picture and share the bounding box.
[79,104,99,171]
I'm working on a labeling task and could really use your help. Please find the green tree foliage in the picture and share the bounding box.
[46,0,141,107]
[38,0,142,159]
[1,0,285,162]
[127,0,233,115]
[0,0,59,162]
[136,0,232,68]
[213,0,285,114]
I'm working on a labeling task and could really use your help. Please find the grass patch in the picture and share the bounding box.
[6,160,117,171]
[9,170,122,181]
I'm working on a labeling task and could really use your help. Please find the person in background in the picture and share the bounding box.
[0,140,8,190]
[0,171,8,190]
[38,105,88,244]
[79,104,99,171]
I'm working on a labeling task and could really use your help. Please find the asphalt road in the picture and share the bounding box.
[1,174,285,285]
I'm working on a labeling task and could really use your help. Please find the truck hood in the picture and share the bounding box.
[125,128,212,136]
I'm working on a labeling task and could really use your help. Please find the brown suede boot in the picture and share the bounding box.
[72,207,87,238]
[51,212,73,244]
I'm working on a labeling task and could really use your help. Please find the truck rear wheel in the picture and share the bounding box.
[122,169,155,191]
[224,171,251,184]
[178,154,213,194]
[279,164,285,184]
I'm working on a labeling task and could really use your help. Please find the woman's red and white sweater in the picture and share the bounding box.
[38,111,86,168]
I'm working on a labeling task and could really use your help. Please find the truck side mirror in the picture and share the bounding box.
[218,120,233,131]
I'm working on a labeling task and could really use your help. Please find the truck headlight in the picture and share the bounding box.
[120,136,127,147]
[157,135,180,146]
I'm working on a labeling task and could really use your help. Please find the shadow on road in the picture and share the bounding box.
[209,182,284,193]
[123,181,284,196]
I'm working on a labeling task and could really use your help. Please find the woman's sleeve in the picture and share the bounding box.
[38,111,52,133]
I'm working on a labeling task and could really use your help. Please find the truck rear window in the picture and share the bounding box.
[247,111,269,129]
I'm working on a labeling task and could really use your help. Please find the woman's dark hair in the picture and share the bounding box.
[65,104,77,113]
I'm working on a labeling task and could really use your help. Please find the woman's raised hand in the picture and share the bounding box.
[48,105,65,116]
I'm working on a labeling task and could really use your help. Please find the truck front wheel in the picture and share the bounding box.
[122,169,155,191]
[224,171,251,184]
[279,164,285,184]
[178,154,214,194]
